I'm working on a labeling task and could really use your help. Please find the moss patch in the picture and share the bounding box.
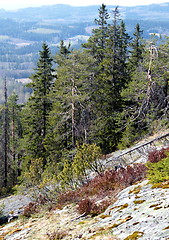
[149,203,161,208]
[99,214,111,219]
[135,195,141,199]
[133,200,145,204]
[119,203,129,210]
[129,186,141,195]
[154,206,163,210]
[162,184,169,189]
[124,231,144,240]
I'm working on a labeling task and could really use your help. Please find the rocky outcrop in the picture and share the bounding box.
[0,180,168,239]
[0,194,33,228]
[0,132,168,239]
[96,180,169,239]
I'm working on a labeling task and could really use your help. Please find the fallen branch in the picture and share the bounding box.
[70,212,86,221]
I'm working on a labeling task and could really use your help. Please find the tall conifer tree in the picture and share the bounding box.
[129,23,144,70]
[21,43,55,171]
[8,92,22,185]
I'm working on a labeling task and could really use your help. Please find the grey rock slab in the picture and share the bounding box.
[0,194,33,216]
[90,180,169,240]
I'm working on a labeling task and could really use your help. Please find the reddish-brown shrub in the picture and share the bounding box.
[77,198,111,216]
[22,194,50,217]
[148,147,169,163]
[46,230,67,240]
[90,200,111,216]
[77,198,93,215]
[115,164,147,186]
[22,202,37,217]
[36,194,49,205]
[57,163,147,214]
[57,190,80,206]
[78,171,116,197]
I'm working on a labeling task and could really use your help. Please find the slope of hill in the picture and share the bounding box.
[0,131,168,239]
[0,180,168,239]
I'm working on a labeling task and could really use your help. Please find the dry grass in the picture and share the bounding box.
[94,236,118,240]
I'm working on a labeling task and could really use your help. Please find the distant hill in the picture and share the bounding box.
[0,3,169,103]
[1,3,169,22]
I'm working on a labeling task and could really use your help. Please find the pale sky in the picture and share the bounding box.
[0,0,167,10]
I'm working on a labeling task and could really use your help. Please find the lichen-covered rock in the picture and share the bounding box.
[98,180,169,239]
[0,194,33,216]
[0,180,168,239]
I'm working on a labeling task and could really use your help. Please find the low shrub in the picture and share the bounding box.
[77,198,111,216]
[148,147,169,163]
[90,200,111,216]
[22,202,37,217]
[146,154,169,184]
[57,163,147,215]
[46,230,67,240]
[77,198,93,215]
[114,164,147,186]
[22,194,49,217]
[57,190,80,207]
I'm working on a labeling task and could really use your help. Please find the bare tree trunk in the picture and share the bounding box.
[4,78,8,187]
[71,79,76,148]
[11,105,16,185]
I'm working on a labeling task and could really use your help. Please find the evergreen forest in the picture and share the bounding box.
[0,5,168,194]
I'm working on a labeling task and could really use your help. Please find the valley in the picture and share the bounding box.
[0,3,169,102]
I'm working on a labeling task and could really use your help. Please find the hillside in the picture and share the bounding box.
[0,131,168,239]
[0,180,168,239]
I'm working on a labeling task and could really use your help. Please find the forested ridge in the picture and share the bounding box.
[1,3,169,104]
[0,4,168,194]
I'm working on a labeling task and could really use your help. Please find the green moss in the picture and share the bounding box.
[151,182,169,189]
[110,223,120,228]
[129,186,141,194]
[149,203,161,208]
[135,195,141,199]
[78,220,90,225]
[99,214,111,219]
[154,206,162,210]
[119,203,129,210]
[124,231,144,240]
[106,216,133,230]
[133,200,145,204]
[146,155,169,184]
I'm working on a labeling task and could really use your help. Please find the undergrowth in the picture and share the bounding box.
[46,230,68,240]
[146,147,169,184]
[148,147,169,163]
[57,163,147,215]
[22,146,169,217]
[22,194,50,217]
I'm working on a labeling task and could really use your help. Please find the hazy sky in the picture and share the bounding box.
[0,0,167,10]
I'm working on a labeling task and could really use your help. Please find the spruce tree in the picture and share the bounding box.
[2,78,9,187]
[129,23,144,70]
[21,43,55,180]
[43,49,96,186]
[83,4,109,64]
[85,7,130,153]
[8,92,23,185]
